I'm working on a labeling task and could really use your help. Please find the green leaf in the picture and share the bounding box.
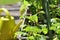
[20,0,30,16]
[57,8,60,16]
[50,26,56,31]
[42,28,48,34]
[53,37,59,40]
[33,33,40,36]
[56,29,60,34]
[27,15,38,22]
[49,4,56,8]
[14,32,24,38]
[23,26,41,33]
[40,36,46,40]
[28,36,34,40]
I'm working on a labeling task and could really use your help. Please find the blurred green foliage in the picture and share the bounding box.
[14,0,60,40]
[0,0,20,5]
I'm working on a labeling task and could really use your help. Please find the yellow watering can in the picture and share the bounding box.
[0,8,23,40]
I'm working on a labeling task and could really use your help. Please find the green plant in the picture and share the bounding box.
[14,0,60,40]
[15,25,48,40]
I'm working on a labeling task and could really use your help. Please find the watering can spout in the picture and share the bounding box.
[13,20,23,33]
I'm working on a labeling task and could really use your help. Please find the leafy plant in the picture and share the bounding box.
[15,25,48,40]
[14,0,60,40]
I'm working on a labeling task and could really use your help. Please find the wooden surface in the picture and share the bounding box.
[0,4,21,24]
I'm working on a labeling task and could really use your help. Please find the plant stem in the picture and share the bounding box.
[42,0,52,40]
